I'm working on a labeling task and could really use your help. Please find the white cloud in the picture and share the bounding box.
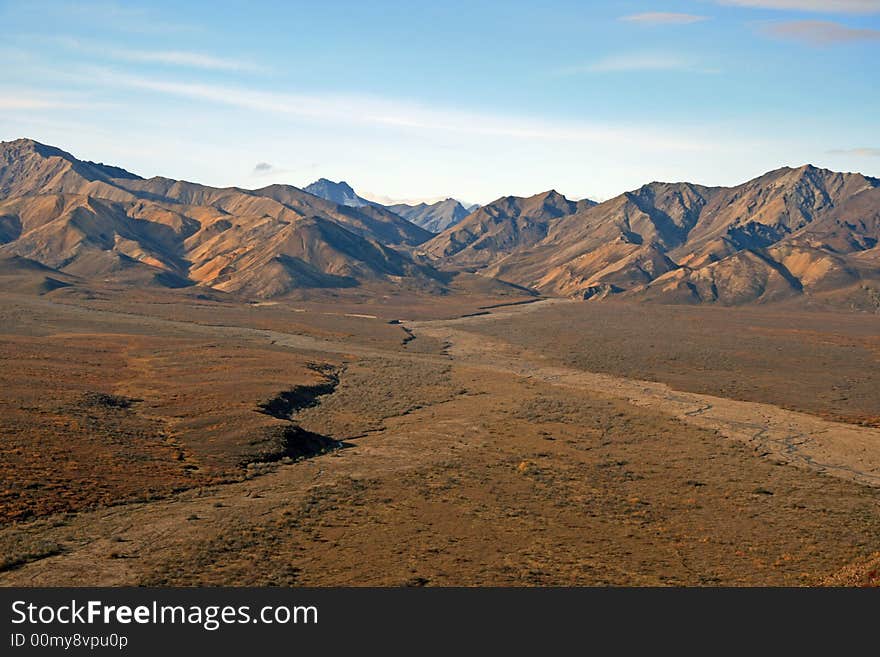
[0,90,108,111]
[53,37,261,72]
[560,53,717,74]
[0,97,70,110]
[60,1,197,33]
[621,13,709,24]
[764,19,880,43]
[70,67,715,153]
[2,68,770,204]
[110,49,261,72]
[827,147,880,156]
[718,1,880,13]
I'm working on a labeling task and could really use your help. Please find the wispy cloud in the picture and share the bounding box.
[110,48,261,72]
[59,1,197,33]
[559,53,718,74]
[253,162,274,174]
[718,1,880,13]
[764,20,880,44]
[0,89,109,111]
[56,67,716,152]
[53,37,261,72]
[827,147,880,156]
[0,97,69,110]
[620,12,709,24]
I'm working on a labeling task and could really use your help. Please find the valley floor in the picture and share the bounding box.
[1,291,879,586]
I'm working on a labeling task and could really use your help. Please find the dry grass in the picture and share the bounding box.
[297,357,461,438]
[469,300,880,425]
[79,371,880,587]
[2,290,879,586]
[0,296,337,522]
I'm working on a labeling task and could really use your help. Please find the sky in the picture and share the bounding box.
[0,0,878,204]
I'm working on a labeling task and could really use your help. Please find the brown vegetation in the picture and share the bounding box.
[468,300,880,425]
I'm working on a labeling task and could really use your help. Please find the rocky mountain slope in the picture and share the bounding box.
[302,178,371,208]
[468,166,880,305]
[386,198,470,233]
[303,178,474,233]
[0,139,438,298]
[3,138,878,306]
[422,190,595,268]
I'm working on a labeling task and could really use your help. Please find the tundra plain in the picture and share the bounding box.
[1,285,879,587]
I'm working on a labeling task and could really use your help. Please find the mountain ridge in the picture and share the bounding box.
[423,189,597,267]
[0,139,439,298]
[303,177,476,233]
[2,138,878,307]
[475,164,880,305]
[386,197,471,233]
[303,178,371,208]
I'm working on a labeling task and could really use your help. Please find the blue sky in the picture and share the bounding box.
[1,0,878,203]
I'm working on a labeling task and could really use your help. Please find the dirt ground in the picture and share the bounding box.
[1,290,879,586]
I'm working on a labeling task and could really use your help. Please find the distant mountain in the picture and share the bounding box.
[422,190,595,268]
[475,165,880,305]
[303,178,371,208]
[0,139,438,298]
[304,179,476,233]
[386,198,471,233]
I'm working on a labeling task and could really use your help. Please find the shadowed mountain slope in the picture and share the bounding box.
[422,190,595,268]
[303,178,370,208]
[455,166,880,305]
[386,198,471,233]
[0,139,439,298]
[4,138,878,306]
[303,178,474,233]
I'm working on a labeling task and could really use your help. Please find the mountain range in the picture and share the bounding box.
[303,177,476,233]
[1,138,878,308]
[422,190,596,268]
[483,166,880,305]
[0,139,438,298]
[385,198,472,233]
